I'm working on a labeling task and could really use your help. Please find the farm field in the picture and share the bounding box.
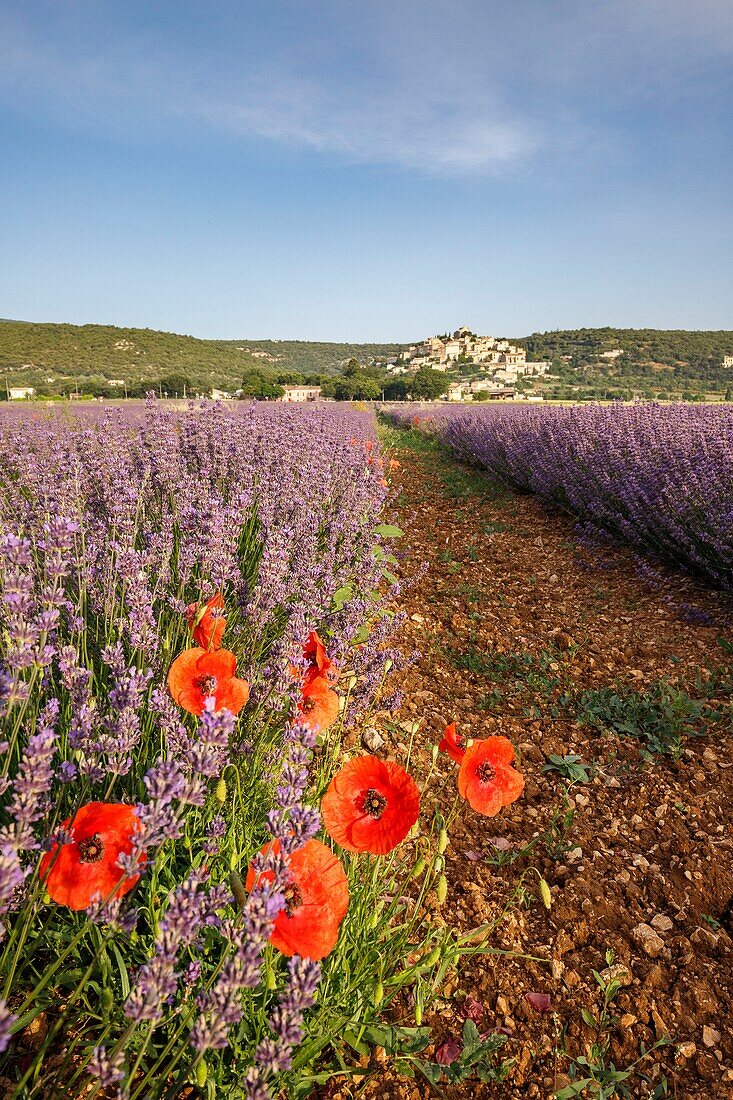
[358,422,733,1099]
[0,401,731,1099]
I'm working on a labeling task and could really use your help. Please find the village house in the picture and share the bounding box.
[8,386,35,400]
[600,349,624,360]
[723,355,733,368]
[280,384,322,403]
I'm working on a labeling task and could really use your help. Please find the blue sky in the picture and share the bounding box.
[1,0,732,340]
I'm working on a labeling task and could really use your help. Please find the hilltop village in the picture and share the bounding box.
[372,325,551,402]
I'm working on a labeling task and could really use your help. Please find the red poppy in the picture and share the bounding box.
[439,721,471,763]
[167,647,250,717]
[246,839,349,960]
[458,737,525,817]
[185,593,226,651]
[302,630,335,683]
[40,802,145,911]
[298,673,340,732]
[321,755,420,855]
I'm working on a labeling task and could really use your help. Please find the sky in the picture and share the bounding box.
[1,0,732,341]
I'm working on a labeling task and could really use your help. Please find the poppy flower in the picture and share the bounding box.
[167,647,250,717]
[40,802,145,911]
[458,737,525,817]
[302,630,335,683]
[298,673,340,731]
[246,839,349,960]
[185,593,226,651]
[439,721,471,763]
[321,755,420,855]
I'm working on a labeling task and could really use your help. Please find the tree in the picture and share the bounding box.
[409,367,447,401]
[159,373,192,397]
[240,370,284,399]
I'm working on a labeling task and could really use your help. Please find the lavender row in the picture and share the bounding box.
[0,398,394,1095]
[385,402,733,589]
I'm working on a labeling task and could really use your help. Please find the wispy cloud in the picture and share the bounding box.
[1,0,732,175]
[0,3,538,174]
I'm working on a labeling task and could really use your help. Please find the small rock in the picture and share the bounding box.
[702,747,717,767]
[495,995,510,1016]
[632,923,665,958]
[650,914,674,933]
[566,847,583,862]
[690,926,719,950]
[621,1013,637,1028]
[362,727,385,752]
[551,958,565,980]
[601,963,633,987]
[615,870,631,886]
[702,1026,721,1048]
[410,613,424,623]
[676,1041,696,1061]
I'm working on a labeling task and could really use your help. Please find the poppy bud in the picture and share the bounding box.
[384,658,393,672]
[433,856,444,874]
[266,965,277,990]
[424,946,441,967]
[414,1001,422,1026]
[431,744,439,764]
[411,856,427,879]
[100,988,113,1013]
[436,874,448,905]
[369,907,382,930]
[374,980,384,1006]
[437,829,449,855]
[347,675,358,690]
[539,877,552,909]
[215,777,227,803]
[230,870,247,911]
[195,1061,208,1087]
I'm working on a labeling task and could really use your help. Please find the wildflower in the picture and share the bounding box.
[438,721,470,763]
[246,839,348,960]
[39,802,145,911]
[297,674,339,732]
[457,737,524,817]
[167,648,249,717]
[321,755,420,855]
[302,630,334,683]
[185,593,226,651]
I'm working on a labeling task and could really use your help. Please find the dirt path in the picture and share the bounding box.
[342,425,733,1100]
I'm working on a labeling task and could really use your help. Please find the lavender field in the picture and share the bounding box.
[0,400,472,1098]
[385,403,733,590]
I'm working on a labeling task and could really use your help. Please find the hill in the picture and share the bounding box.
[0,321,401,397]
[515,327,733,400]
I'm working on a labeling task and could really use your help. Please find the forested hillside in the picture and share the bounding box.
[0,321,400,397]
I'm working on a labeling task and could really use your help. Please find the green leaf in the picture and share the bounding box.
[555,1081,594,1099]
[373,524,404,538]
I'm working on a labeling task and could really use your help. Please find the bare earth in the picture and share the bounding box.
[329,429,733,1100]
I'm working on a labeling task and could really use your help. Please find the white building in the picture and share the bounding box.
[280,385,321,403]
[723,355,733,368]
[8,387,35,400]
[600,349,624,360]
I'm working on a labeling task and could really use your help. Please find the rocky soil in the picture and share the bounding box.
[329,427,733,1100]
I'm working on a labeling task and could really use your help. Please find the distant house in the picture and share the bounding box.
[445,382,471,401]
[211,388,234,400]
[280,385,321,403]
[8,386,35,400]
[600,349,624,360]
[107,379,126,388]
[723,355,733,368]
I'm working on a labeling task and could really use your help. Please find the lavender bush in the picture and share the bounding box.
[0,400,457,1098]
[384,402,733,589]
